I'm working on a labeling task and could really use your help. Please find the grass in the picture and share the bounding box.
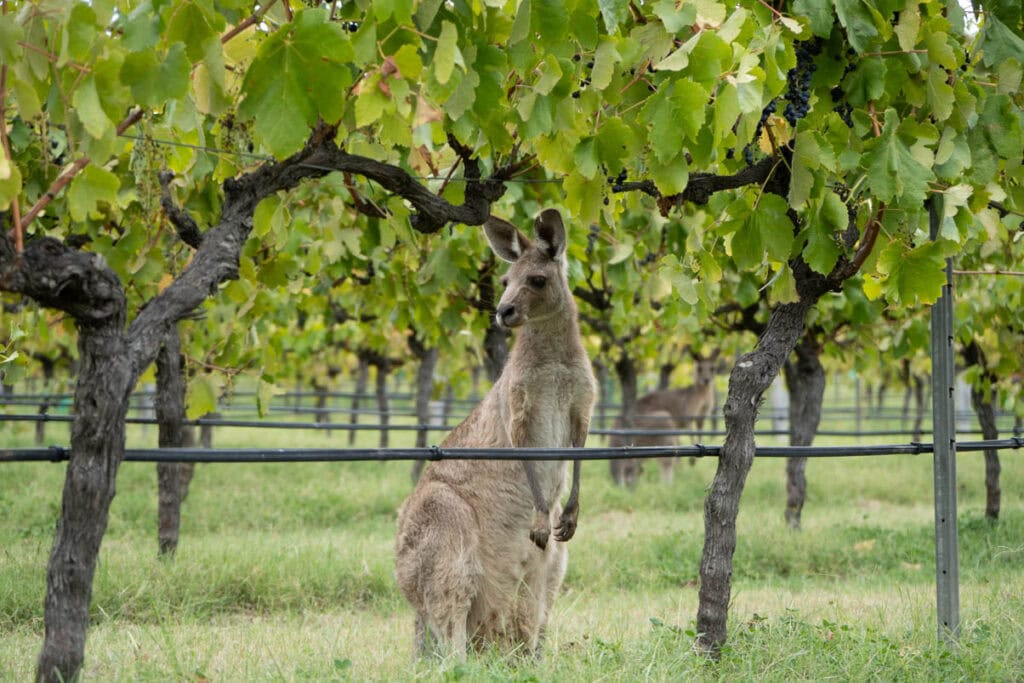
[1,404,1023,681]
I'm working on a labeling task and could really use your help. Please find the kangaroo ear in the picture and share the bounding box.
[484,216,532,263]
[533,208,566,262]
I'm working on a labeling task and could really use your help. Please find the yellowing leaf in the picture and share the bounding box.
[187,376,219,420]
[434,21,459,85]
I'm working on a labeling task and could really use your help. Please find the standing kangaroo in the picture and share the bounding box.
[395,209,597,660]
[609,351,718,486]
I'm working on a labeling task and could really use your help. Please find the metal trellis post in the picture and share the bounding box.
[929,194,960,645]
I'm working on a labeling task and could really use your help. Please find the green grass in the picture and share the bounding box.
[1,412,1022,681]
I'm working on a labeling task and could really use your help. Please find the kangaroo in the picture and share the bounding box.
[395,208,597,660]
[609,350,718,485]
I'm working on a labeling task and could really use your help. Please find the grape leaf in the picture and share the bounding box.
[864,110,935,204]
[877,240,948,304]
[121,44,191,107]
[978,15,1024,67]
[72,77,113,140]
[68,166,120,222]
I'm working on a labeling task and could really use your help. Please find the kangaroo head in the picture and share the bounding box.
[485,208,570,330]
[691,349,720,388]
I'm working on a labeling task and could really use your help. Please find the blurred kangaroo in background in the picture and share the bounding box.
[395,209,597,660]
[609,349,719,486]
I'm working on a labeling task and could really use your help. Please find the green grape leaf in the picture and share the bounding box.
[754,194,794,263]
[122,1,160,51]
[793,0,836,38]
[239,10,353,156]
[166,2,222,62]
[68,165,120,222]
[789,131,820,209]
[805,193,845,274]
[864,110,935,204]
[653,0,696,33]
[0,14,23,64]
[121,43,191,107]
[590,38,619,90]
[834,0,882,53]
[597,0,629,32]
[0,155,22,211]
[877,240,948,305]
[434,20,459,85]
[648,158,689,195]
[978,15,1024,67]
[72,76,114,140]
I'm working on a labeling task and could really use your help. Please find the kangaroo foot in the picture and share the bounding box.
[529,510,550,550]
[554,504,578,542]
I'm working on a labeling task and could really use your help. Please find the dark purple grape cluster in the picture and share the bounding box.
[639,252,657,266]
[742,99,776,165]
[782,39,821,126]
[572,59,595,99]
[830,55,857,129]
[606,168,628,190]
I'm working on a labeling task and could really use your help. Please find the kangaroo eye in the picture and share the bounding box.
[528,276,547,289]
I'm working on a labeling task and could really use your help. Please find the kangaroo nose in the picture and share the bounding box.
[497,304,515,325]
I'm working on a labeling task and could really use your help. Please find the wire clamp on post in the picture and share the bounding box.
[48,445,68,462]
[428,444,443,461]
[910,441,925,455]
[695,442,706,459]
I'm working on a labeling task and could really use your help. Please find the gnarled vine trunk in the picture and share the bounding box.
[349,354,370,445]
[38,315,131,682]
[155,324,195,556]
[782,334,825,529]
[963,341,1001,520]
[696,298,814,653]
[409,336,439,481]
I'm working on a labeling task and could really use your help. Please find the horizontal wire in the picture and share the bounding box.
[2,438,1022,463]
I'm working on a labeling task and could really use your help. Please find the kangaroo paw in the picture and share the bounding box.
[554,505,578,542]
[529,510,550,550]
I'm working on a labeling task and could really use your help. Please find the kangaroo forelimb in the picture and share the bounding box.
[555,458,581,542]
[522,460,551,550]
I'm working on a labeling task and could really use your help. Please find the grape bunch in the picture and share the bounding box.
[639,252,657,266]
[585,224,600,256]
[783,39,821,126]
[572,57,595,99]
[744,98,778,164]
[832,89,854,128]
[607,168,628,190]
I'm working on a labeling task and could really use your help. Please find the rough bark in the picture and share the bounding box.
[314,383,330,424]
[609,353,639,485]
[375,358,391,449]
[155,325,196,557]
[971,386,1002,520]
[0,237,131,683]
[781,334,825,530]
[963,341,1001,520]
[349,354,370,446]
[409,336,439,482]
[696,298,814,654]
